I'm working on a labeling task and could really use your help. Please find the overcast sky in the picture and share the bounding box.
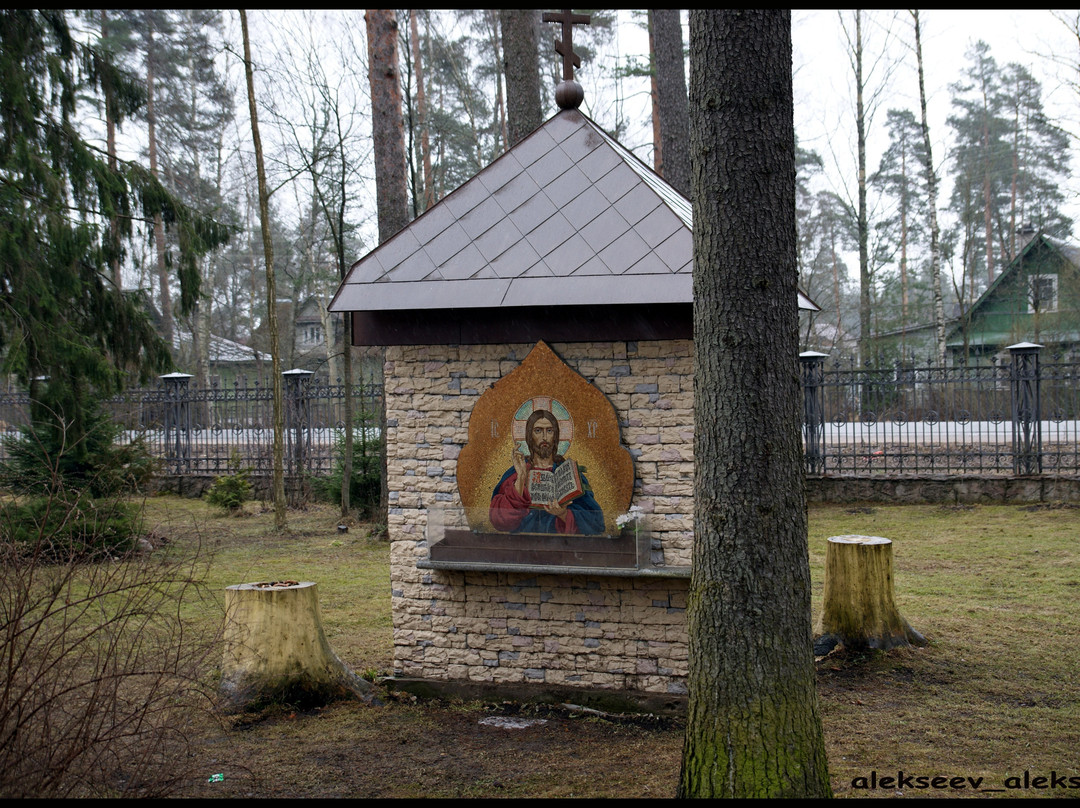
[594,10,1079,219]
[791,10,1080,213]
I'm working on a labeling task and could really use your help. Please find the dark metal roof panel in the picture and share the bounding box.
[330,109,817,315]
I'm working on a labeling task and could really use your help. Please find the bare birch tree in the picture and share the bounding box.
[240,9,287,531]
[912,10,947,364]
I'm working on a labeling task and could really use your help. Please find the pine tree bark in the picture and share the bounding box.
[240,9,287,532]
[500,9,543,148]
[366,9,410,243]
[679,9,831,799]
[366,9,410,534]
[650,9,690,198]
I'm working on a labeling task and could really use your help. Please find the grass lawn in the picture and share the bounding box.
[807,502,1080,798]
[22,495,1080,797]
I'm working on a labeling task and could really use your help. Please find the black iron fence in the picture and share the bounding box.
[0,345,1077,480]
[801,343,1079,476]
[0,372,384,479]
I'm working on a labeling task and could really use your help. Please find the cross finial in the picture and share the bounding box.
[543,9,590,82]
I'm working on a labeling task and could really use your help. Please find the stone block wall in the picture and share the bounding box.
[385,340,695,693]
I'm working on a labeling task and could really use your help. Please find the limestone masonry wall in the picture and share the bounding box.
[385,340,695,693]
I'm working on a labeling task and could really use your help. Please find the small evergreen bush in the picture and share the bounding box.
[312,428,382,518]
[0,397,155,559]
[0,400,157,499]
[205,452,252,513]
[0,496,142,560]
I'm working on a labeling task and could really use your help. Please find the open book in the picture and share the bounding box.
[527,459,584,508]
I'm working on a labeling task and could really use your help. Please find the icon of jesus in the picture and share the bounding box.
[488,408,604,535]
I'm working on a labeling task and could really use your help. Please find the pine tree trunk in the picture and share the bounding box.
[679,10,831,799]
[366,9,410,243]
[500,9,543,148]
[366,9,409,533]
[651,9,690,198]
[815,536,926,653]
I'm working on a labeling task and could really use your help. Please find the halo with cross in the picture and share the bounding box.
[512,396,574,458]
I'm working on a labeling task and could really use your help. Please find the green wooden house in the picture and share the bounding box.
[947,233,1080,362]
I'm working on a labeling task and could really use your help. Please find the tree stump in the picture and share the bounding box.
[814,535,926,655]
[220,581,377,712]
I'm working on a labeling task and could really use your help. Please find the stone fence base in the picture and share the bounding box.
[807,475,1080,505]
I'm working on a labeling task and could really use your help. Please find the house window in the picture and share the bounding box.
[1029,274,1057,313]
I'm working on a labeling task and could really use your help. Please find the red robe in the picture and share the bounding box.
[488,462,581,534]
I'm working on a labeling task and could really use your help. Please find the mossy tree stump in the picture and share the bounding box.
[220,581,376,712]
[814,535,926,654]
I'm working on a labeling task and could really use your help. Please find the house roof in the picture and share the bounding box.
[945,233,1080,348]
[330,109,817,317]
[173,328,267,364]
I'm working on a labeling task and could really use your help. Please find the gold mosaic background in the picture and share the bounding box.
[457,341,634,535]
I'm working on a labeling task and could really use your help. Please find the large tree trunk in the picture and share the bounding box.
[815,536,926,654]
[679,9,831,799]
[366,9,410,243]
[650,9,690,197]
[366,9,410,535]
[240,9,287,532]
[220,581,375,711]
[501,9,543,148]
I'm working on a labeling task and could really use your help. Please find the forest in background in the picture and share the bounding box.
[8,9,1080,382]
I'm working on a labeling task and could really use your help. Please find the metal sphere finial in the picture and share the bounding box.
[555,79,584,110]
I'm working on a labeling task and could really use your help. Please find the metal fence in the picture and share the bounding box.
[801,343,1079,476]
[0,372,384,479]
[1,345,1078,480]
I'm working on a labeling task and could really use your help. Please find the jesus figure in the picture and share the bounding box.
[489,409,604,535]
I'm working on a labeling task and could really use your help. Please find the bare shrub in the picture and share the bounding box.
[0,499,219,798]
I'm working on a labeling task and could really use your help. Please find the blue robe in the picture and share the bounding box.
[489,461,605,535]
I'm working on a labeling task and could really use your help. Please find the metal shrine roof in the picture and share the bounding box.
[330,109,817,317]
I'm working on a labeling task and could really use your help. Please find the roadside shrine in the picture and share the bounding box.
[329,12,816,702]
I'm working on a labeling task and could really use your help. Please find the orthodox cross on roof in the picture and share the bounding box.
[543,9,590,80]
[543,9,590,110]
